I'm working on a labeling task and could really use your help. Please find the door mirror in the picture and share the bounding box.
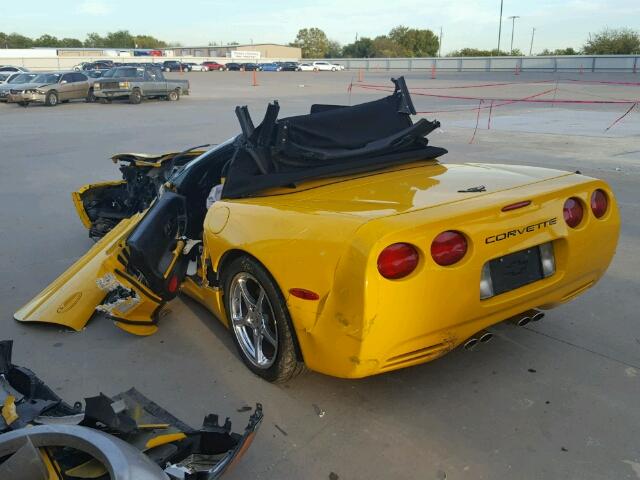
[61,80,68,84]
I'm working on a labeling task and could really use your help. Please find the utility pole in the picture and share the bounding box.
[438,26,443,57]
[529,27,536,55]
[497,0,504,52]
[508,15,520,52]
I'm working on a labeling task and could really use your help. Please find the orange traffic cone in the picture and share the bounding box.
[252,69,258,87]
[431,64,436,79]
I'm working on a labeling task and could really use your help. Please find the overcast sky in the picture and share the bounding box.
[2,0,639,53]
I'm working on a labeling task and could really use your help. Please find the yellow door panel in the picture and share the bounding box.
[14,214,163,333]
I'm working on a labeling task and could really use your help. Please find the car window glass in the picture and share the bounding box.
[74,73,88,82]
[61,73,73,83]
[9,73,36,83]
[33,73,62,84]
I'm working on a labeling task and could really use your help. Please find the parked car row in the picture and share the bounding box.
[0,65,189,106]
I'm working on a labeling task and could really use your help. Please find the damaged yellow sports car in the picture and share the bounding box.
[15,78,620,381]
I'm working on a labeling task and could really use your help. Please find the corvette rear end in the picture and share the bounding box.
[290,163,619,378]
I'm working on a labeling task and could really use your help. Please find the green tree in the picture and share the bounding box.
[389,25,439,56]
[5,33,33,48]
[84,32,105,47]
[104,30,135,48]
[290,28,329,58]
[446,48,511,56]
[583,28,640,54]
[342,37,376,58]
[133,35,167,48]
[539,47,579,55]
[372,35,409,57]
[33,34,60,47]
[325,39,342,58]
[59,38,84,48]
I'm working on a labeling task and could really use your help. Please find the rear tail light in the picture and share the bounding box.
[563,197,583,228]
[377,243,419,279]
[431,231,468,266]
[167,274,179,293]
[590,189,608,218]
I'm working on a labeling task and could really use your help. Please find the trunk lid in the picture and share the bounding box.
[259,162,573,218]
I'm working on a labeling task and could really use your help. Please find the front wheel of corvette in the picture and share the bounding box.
[222,256,305,383]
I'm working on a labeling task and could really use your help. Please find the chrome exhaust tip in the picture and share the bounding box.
[478,331,494,343]
[463,338,479,351]
[532,311,545,322]
[508,314,531,327]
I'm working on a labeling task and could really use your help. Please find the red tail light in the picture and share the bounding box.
[590,189,608,218]
[431,231,467,266]
[377,243,419,279]
[563,197,584,228]
[167,274,179,293]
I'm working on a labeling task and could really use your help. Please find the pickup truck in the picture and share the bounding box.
[93,66,190,104]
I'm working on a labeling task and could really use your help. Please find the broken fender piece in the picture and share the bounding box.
[0,340,264,478]
[2,395,18,426]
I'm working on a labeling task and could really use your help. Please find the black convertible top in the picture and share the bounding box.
[221,77,447,198]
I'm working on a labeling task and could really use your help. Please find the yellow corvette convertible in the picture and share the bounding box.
[15,78,620,381]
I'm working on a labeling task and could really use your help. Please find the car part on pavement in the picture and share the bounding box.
[0,340,263,478]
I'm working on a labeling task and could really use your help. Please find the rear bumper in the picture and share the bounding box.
[294,178,620,378]
[94,89,132,99]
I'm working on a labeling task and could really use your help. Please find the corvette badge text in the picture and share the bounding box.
[485,218,558,244]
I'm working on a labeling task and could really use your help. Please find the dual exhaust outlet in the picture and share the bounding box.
[463,309,545,351]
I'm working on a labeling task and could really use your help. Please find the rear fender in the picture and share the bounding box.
[14,214,163,336]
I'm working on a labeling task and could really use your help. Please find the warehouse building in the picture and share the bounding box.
[164,43,301,59]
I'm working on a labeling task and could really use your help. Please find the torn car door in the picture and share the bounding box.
[15,192,190,336]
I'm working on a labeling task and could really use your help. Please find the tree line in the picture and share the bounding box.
[0,30,168,49]
[1,27,638,56]
[292,27,640,58]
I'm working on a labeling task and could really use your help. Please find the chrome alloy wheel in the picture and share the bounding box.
[229,272,278,368]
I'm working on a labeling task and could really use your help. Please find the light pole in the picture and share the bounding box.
[508,15,520,53]
[438,26,443,57]
[529,27,536,55]
[497,0,504,52]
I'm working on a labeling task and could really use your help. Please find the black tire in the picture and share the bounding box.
[222,256,305,383]
[167,89,180,101]
[86,88,96,103]
[44,91,58,107]
[17,101,28,107]
[129,89,142,105]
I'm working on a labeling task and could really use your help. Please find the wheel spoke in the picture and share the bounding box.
[238,278,256,309]
[261,323,277,347]
[253,329,265,364]
[234,315,250,327]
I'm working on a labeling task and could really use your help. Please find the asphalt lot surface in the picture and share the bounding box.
[1,70,639,479]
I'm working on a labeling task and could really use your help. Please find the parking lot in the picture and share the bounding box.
[1,70,639,479]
